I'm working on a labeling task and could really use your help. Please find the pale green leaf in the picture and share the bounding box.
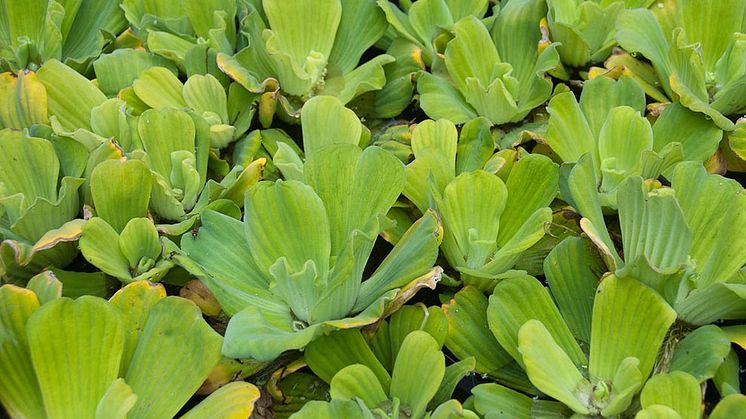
[27,296,125,419]
[639,372,701,419]
[132,66,186,110]
[95,379,137,419]
[301,96,362,156]
[90,159,152,233]
[109,281,166,375]
[670,325,731,382]
[544,237,603,343]
[488,275,586,368]
[330,364,389,407]
[518,320,589,415]
[0,285,44,419]
[37,59,106,131]
[390,331,446,419]
[125,297,223,419]
[181,381,260,419]
[589,275,676,381]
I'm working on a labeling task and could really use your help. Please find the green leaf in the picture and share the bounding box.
[181,381,260,419]
[109,281,166,374]
[589,275,676,381]
[714,349,741,397]
[244,181,329,304]
[639,372,701,419]
[417,73,477,125]
[26,270,62,304]
[545,92,596,165]
[263,0,341,75]
[710,394,746,419]
[635,405,682,419]
[438,170,506,271]
[498,154,558,247]
[138,107,197,186]
[79,217,131,280]
[429,400,479,419]
[455,117,494,174]
[678,0,745,74]
[491,0,558,118]
[330,364,389,408]
[444,16,499,101]
[615,9,672,95]
[183,74,229,123]
[579,76,646,139]
[332,54,395,104]
[118,218,161,272]
[381,304,448,364]
[181,0,236,42]
[652,103,722,164]
[37,59,106,131]
[601,357,644,417]
[51,268,115,299]
[292,399,373,418]
[93,49,177,96]
[670,325,731,382]
[560,154,621,268]
[301,96,362,156]
[671,163,746,287]
[544,237,604,344]
[489,274,586,368]
[445,0,487,20]
[597,107,653,190]
[390,331,446,419]
[90,159,152,233]
[442,286,515,378]
[222,304,321,361]
[518,320,590,415]
[404,118,458,211]
[58,0,127,65]
[355,210,441,310]
[132,66,186,110]
[146,31,195,68]
[125,297,223,419]
[95,379,137,419]
[0,70,48,129]
[329,0,388,74]
[0,285,45,418]
[0,130,59,203]
[27,296,125,419]
[408,0,453,47]
[305,144,404,255]
[222,291,392,361]
[676,283,746,325]
[177,210,271,316]
[306,329,391,389]
[616,177,692,276]
[429,356,475,409]
[472,383,532,418]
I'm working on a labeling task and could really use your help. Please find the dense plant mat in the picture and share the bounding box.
[2,0,746,418]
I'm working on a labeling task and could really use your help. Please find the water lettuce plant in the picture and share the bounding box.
[616,0,746,130]
[176,134,442,360]
[0,0,126,71]
[298,305,475,418]
[217,0,393,121]
[417,0,560,125]
[403,118,559,290]
[0,279,259,418]
[0,129,84,283]
[544,75,722,207]
[482,269,676,416]
[2,1,746,417]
